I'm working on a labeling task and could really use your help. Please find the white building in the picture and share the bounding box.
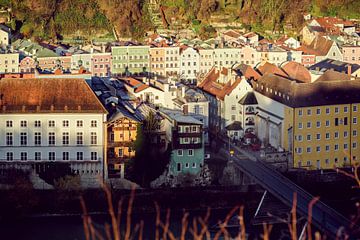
[180,46,200,83]
[71,53,92,71]
[0,24,10,46]
[0,78,107,188]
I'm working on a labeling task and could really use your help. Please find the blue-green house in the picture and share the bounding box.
[160,109,205,175]
[111,45,150,75]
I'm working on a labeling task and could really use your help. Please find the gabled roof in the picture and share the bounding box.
[0,78,107,114]
[223,30,241,39]
[297,36,335,56]
[120,77,149,93]
[314,70,351,82]
[257,62,288,78]
[238,91,257,105]
[281,61,311,83]
[197,67,241,101]
[225,121,243,131]
[235,64,261,81]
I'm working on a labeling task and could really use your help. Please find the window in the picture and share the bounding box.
[316,133,321,140]
[6,120,12,127]
[91,120,97,127]
[91,152,97,161]
[185,163,189,168]
[353,142,357,149]
[231,105,236,110]
[326,108,330,114]
[298,109,303,116]
[34,132,41,146]
[353,130,357,136]
[316,108,321,115]
[49,152,55,161]
[231,115,236,121]
[325,159,330,165]
[353,117,357,124]
[298,123,303,129]
[353,105,357,112]
[325,132,330,139]
[20,152,27,161]
[334,131,339,139]
[344,117,348,125]
[91,132,97,145]
[307,109,311,115]
[297,147,302,154]
[325,120,330,127]
[316,146,321,152]
[62,132,69,145]
[334,144,339,151]
[20,120,27,127]
[63,152,69,161]
[335,107,339,113]
[48,120,55,127]
[306,147,311,153]
[344,131,348,138]
[77,120,83,127]
[298,135,303,141]
[335,118,339,126]
[6,152,13,161]
[325,145,330,151]
[34,152,41,161]
[316,121,321,128]
[35,120,41,127]
[177,150,183,156]
[77,132,83,145]
[344,143,348,150]
[307,122,311,128]
[63,120,69,127]
[188,149,194,156]
[20,132,27,146]
[6,133,13,146]
[344,106,348,113]
[307,134,311,141]
[77,152,83,161]
[48,132,55,145]
[177,163,181,172]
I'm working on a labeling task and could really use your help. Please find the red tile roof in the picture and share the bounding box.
[257,62,288,78]
[297,36,334,56]
[121,77,149,93]
[0,78,107,113]
[281,62,311,83]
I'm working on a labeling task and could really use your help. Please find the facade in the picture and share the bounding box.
[0,53,19,73]
[71,53,92,71]
[164,46,180,76]
[253,74,360,170]
[0,24,10,46]
[161,109,204,175]
[150,47,166,76]
[0,78,107,188]
[180,46,200,83]
[112,45,150,75]
[342,45,360,65]
[19,56,36,73]
[106,111,139,179]
[37,56,72,71]
[91,53,112,77]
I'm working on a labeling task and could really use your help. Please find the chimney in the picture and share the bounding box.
[77,105,82,111]
[64,105,68,112]
[36,105,40,112]
[22,105,26,112]
[347,64,352,76]
[50,104,54,111]
[183,105,188,115]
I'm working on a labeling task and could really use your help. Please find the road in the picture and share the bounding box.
[222,140,356,238]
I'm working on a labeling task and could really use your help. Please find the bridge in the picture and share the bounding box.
[222,139,357,239]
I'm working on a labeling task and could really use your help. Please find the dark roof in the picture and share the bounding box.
[225,121,243,131]
[0,78,107,114]
[238,92,258,105]
[253,74,360,108]
[314,70,351,82]
[309,58,360,74]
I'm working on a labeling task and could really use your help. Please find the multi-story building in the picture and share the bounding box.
[342,45,360,65]
[19,56,36,73]
[164,46,180,77]
[37,56,72,72]
[106,108,139,179]
[160,109,204,175]
[253,73,360,169]
[199,48,215,75]
[91,53,112,77]
[0,78,107,188]
[0,24,10,46]
[150,47,166,76]
[239,45,261,67]
[180,46,200,83]
[71,53,92,72]
[0,53,19,73]
[111,45,150,75]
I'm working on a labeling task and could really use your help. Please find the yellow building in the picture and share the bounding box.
[254,73,360,170]
[107,111,139,178]
[0,53,19,73]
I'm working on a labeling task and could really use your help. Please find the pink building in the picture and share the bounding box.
[301,54,316,67]
[91,53,111,77]
[19,56,36,73]
[37,56,72,71]
[342,45,360,65]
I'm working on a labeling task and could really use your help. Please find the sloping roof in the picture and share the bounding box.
[314,70,351,82]
[160,108,203,125]
[120,77,149,93]
[223,30,241,39]
[238,91,258,105]
[225,121,243,131]
[253,74,360,108]
[197,67,242,101]
[0,78,107,113]
[281,61,311,83]
[235,64,261,81]
[309,58,360,74]
[257,62,288,78]
[298,36,334,56]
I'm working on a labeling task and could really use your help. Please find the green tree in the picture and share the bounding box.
[128,111,171,187]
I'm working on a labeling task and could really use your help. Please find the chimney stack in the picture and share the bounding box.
[347,64,352,76]
[22,105,26,112]
[50,104,54,112]
[64,105,68,112]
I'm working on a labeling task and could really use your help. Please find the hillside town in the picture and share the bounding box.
[0,14,360,191]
